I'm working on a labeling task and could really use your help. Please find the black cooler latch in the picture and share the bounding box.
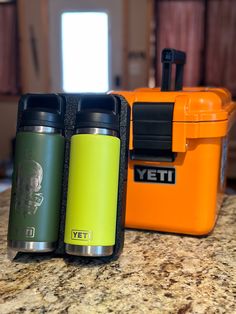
[131,48,186,162]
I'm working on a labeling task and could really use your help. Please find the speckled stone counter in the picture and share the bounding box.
[0,189,235,314]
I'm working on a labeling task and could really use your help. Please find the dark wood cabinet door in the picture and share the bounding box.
[0,4,18,94]
[206,0,236,97]
[155,0,205,87]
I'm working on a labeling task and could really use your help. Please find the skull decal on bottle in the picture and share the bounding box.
[15,160,44,215]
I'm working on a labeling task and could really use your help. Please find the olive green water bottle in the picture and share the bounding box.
[8,95,65,252]
[64,95,120,257]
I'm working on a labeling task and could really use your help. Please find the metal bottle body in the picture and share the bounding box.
[8,127,65,252]
[64,128,120,256]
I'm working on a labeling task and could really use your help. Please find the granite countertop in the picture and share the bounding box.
[0,189,235,314]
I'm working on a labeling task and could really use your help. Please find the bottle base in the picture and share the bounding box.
[8,240,56,252]
[65,244,114,257]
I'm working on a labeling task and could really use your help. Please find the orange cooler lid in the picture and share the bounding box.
[112,88,236,153]
[130,87,235,123]
[112,48,236,154]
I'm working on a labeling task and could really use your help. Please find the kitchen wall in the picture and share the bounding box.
[0,0,150,162]
[126,0,150,89]
[17,0,50,93]
[18,0,150,92]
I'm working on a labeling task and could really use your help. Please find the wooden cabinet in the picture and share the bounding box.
[0,3,18,94]
[155,0,236,177]
[155,0,236,97]
[155,0,205,86]
[206,0,236,96]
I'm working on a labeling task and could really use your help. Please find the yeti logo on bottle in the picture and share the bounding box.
[134,165,176,184]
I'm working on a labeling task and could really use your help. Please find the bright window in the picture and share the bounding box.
[61,12,109,92]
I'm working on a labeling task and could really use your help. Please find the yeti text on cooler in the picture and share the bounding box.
[134,165,175,184]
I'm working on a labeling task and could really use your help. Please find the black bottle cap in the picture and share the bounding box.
[75,95,119,131]
[20,94,64,129]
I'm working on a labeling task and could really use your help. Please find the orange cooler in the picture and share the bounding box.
[113,49,236,235]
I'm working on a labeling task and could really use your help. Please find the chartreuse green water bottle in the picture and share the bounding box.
[8,94,65,252]
[64,95,120,257]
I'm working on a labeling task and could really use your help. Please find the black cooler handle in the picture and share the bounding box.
[161,48,186,91]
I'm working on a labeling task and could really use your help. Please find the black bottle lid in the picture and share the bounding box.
[75,95,119,132]
[20,94,64,129]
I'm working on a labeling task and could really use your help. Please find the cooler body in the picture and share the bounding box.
[116,88,235,235]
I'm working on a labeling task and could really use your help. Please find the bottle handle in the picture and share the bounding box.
[161,48,186,91]
[23,94,64,115]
